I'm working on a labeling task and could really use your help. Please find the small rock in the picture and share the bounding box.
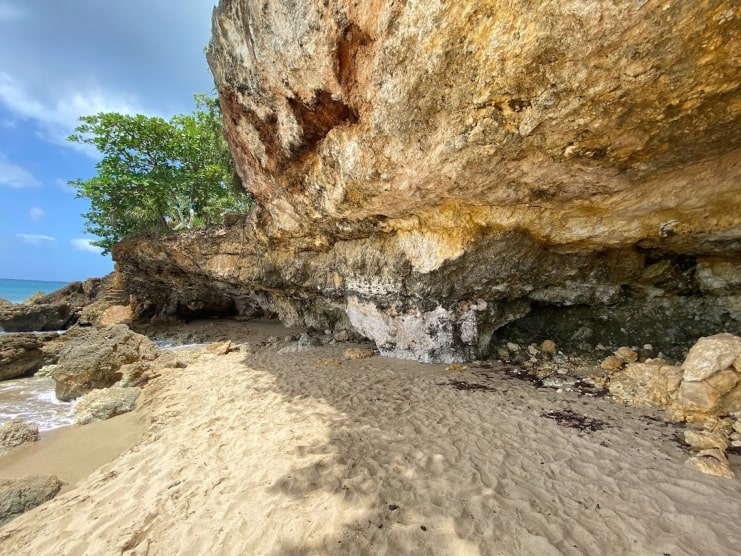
[315,358,342,367]
[684,429,729,451]
[34,364,58,378]
[540,339,557,354]
[0,419,39,452]
[0,476,62,525]
[615,347,639,363]
[600,355,624,372]
[333,330,350,342]
[74,386,140,425]
[506,342,521,353]
[685,449,735,479]
[733,420,741,435]
[542,377,577,389]
[445,363,467,372]
[344,347,376,360]
[207,341,234,355]
[643,344,653,352]
[497,347,509,360]
[298,333,321,349]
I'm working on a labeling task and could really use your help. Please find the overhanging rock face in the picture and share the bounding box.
[115,1,740,362]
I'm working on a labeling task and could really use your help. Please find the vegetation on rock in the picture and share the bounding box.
[68,94,251,253]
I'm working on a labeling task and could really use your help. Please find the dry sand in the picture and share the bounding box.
[1,320,740,555]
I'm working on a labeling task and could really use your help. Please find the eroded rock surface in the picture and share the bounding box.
[0,419,39,452]
[52,325,159,401]
[0,333,61,381]
[73,387,140,426]
[115,1,740,362]
[0,476,62,526]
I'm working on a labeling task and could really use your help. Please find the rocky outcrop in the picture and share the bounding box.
[0,277,108,332]
[607,334,741,420]
[115,1,740,362]
[52,325,159,401]
[0,476,62,526]
[0,333,62,381]
[604,334,741,478]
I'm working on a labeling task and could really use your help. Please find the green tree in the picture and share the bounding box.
[68,94,251,253]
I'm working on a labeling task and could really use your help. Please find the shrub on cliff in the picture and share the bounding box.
[67,94,251,253]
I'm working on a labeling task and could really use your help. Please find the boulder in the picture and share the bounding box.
[112,1,740,363]
[0,302,74,332]
[52,325,159,401]
[0,419,39,452]
[0,333,59,381]
[73,387,140,425]
[607,361,683,408]
[0,476,62,526]
[682,333,741,382]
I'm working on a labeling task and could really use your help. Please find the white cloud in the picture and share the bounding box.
[0,72,149,158]
[17,233,55,245]
[71,238,103,254]
[0,153,40,188]
[29,207,46,221]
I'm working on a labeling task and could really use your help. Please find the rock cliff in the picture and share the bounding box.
[114,0,740,362]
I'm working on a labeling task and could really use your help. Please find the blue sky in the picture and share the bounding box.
[0,0,217,281]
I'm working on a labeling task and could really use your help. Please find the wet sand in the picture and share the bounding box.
[0,411,144,493]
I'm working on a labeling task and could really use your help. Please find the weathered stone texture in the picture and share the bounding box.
[73,387,141,426]
[115,1,739,362]
[52,325,159,401]
[0,476,62,526]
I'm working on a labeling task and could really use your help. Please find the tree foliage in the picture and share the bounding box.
[68,94,251,253]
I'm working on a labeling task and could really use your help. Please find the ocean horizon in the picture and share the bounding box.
[0,277,70,304]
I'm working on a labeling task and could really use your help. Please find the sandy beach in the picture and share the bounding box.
[1,320,740,555]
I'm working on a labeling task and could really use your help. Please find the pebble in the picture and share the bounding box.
[344,347,376,360]
[600,355,624,372]
[506,342,521,353]
[333,330,350,342]
[445,363,467,372]
[615,346,639,363]
[540,339,557,354]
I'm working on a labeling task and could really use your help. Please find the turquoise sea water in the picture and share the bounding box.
[0,278,74,430]
[0,278,69,304]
